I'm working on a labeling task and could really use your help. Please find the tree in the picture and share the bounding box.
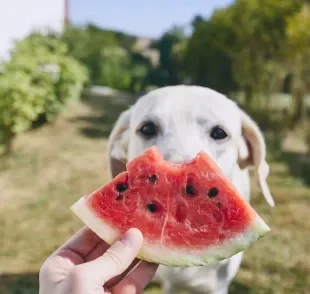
[129,52,153,93]
[184,10,238,95]
[0,71,48,154]
[9,32,88,121]
[0,32,88,154]
[62,24,152,93]
[228,0,305,107]
[285,4,310,126]
[185,0,306,107]
[61,24,119,84]
[151,25,187,86]
[191,15,204,30]
[100,46,132,91]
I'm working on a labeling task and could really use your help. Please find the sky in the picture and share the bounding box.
[70,0,233,38]
[0,0,232,60]
[0,0,64,60]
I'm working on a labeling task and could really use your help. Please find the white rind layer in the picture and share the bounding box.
[71,196,270,267]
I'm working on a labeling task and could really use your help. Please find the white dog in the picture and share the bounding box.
[107,85,275,294]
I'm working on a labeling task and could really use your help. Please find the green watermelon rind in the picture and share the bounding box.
[71,196,270,267]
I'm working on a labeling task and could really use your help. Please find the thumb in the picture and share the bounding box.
[77,228,143,285]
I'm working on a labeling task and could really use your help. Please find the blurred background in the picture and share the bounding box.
[0,0,309,293]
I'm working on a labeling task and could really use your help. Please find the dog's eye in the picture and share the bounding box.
[139,122,157,138]
[210,126,228,140]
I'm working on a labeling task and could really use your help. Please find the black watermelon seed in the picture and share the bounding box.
[116,183,128,193]
[149,174,157,183]
[185,185,195,196]
[208,187,218,198]
[147,203,157,213]
[116,194,123,201]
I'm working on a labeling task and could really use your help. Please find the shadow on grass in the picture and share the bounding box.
[0,273,296,294]
[145,280,264,294]
[243,106,310,185]
[266,132,310,186]
[0,273,39,294]
[71,93,139,139]
[229,280,260,294]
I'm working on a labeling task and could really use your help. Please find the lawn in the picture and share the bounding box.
[0,93,309,294]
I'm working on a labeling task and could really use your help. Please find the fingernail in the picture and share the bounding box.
[120,228,143,248]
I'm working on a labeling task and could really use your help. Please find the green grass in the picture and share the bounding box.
[0,94,309,294]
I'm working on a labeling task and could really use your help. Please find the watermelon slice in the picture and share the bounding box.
[71,146,270,267]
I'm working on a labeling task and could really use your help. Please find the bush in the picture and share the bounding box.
[40,56,88,122]
[61,25,120,84]
[9,32,89,121]
[0,32,88,154]
[61,26,153,93]
[99,47,133,91]
[0,71,49,153]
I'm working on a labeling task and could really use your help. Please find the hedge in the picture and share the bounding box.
[0,32,88,154]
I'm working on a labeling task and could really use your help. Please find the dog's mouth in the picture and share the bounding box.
[165,154,233,181]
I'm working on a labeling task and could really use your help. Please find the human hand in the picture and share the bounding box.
[39,227,158,294]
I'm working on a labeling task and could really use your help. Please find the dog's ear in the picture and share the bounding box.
[107,108,132,178]
[238,108,275,207]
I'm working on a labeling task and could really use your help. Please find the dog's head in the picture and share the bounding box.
[107,85,275,207]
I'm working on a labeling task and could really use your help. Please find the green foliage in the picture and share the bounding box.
[228,0,304,104]
[99,47,152,93]
[44,56,88,121]
[62,24,151,93]
[184,0,307,107]
[11,32,88,121]
[286,4,310,51]
[150,26,186,86]
[184,15,237,95]
[100,47,132,91]
[0,71,47,153]
[0,71,46,133]
[285,4,310,125]
[62,25,119,84]
[0,32,88,154]
[129,52,152,93]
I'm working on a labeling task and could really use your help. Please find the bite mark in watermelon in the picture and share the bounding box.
[71,146,270,267]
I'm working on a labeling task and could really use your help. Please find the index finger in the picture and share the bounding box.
[54,226,105,259]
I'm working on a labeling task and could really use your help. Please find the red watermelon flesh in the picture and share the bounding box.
[71,146,270,267]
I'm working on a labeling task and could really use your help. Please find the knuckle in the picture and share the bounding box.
[104,248,124,266]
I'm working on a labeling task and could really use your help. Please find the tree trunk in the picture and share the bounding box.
[4,136,14,155]
[2,126,15,155]
[290,88,306,128]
